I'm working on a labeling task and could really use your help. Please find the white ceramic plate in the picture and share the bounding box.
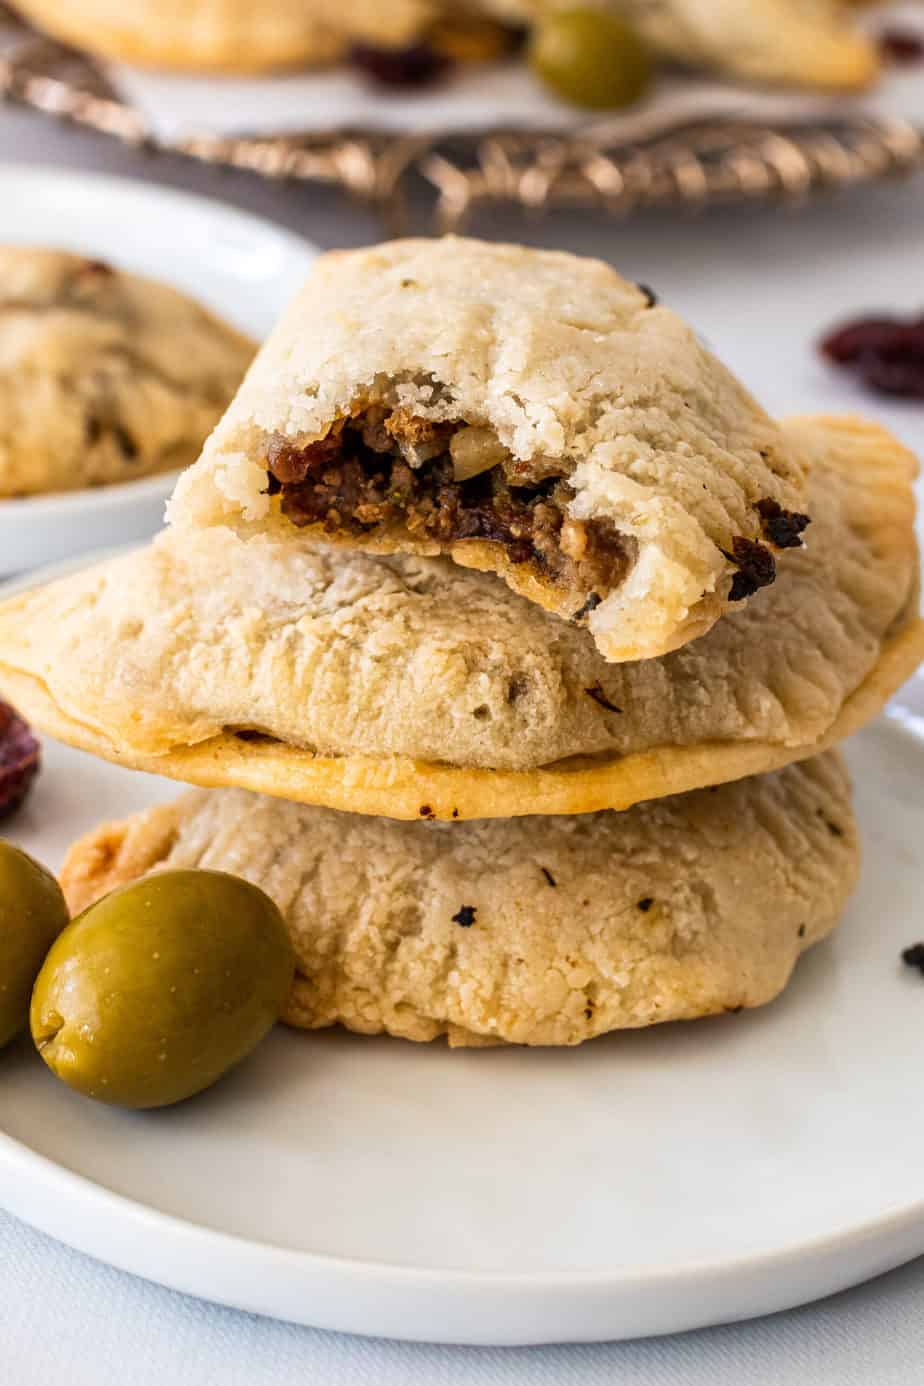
[0,561,924,1344]
[0,164,317,575]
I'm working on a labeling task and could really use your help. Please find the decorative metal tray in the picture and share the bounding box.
[0,7,921,229]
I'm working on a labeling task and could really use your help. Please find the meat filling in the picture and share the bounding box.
[265,409,635,597]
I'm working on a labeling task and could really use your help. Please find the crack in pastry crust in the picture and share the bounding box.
[59,752,859,1046]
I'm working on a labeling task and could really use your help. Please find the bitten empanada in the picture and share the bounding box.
[170,238,809,664]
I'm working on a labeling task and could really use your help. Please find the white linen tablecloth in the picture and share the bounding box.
[5,1208,924,1380]
[0,89,923,1382]
[5,1208,924,1386]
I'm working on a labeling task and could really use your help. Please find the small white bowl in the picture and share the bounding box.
[0,471,176,577]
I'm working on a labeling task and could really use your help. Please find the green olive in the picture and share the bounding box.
[0,841,69,1050]
[31,869,294,1109]
[528,8,654,110]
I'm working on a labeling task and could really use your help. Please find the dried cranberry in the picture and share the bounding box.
[820,317,912,364]
[350,42,452,88]
[0,702,40,822]
[819,311,924,401]
[879,29,924,64]
[859,351,924,400]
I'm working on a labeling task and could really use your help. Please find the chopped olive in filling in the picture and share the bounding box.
[265,408,635,595]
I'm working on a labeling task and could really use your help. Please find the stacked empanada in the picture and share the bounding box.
[2,240,921,1046]
[10,0,879,89]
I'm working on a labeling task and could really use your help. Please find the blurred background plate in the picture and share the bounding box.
[0,163,318,574]
[0,4,921,230]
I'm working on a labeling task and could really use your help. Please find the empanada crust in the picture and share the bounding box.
[0,247,254,497]
[61,753,858,1046]
[0,414,916,819]
[9,0,435,72]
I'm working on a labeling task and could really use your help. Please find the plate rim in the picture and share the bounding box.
[0,468,178,515]
[0,159,317,266]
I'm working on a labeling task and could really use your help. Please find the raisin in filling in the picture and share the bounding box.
[265,412,633,594]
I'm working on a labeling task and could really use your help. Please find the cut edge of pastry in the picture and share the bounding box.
[210,397,748,664]
[8,613,922,821]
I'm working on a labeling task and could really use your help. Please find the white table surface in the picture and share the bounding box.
[1,99,924,1382]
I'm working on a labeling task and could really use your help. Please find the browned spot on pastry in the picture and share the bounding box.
[506,674,529,704]
[585,685,622,714]
[755,497,810,550]
[451,808,460,819]
[637,283,658,307]
[798,924,806,938]
[637,897,654,912]
[724,537,776,602]
[816,807,844,837]
[266,411,635,596]
[83,415,139,460]
[114,425,138,461]
[452,905,477,928]
[541,867,557,887]
[67,258,117,303]
[418,804,435,819]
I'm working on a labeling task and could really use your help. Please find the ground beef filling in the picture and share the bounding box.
[265,413,634,595]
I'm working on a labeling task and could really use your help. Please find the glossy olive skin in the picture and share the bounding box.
[528,8,654,110]
[31,869,294,1109]
[0,841,69,1050]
